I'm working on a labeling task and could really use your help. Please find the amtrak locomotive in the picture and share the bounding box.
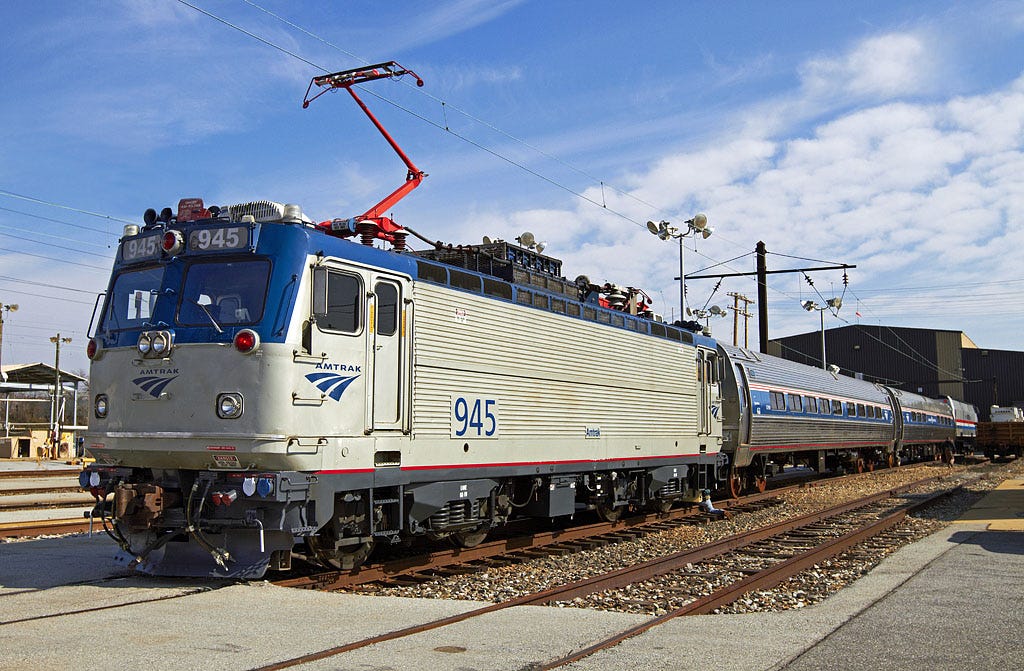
[78,63,973,578]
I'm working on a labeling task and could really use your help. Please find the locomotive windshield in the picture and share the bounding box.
[176,258,271,327]
[101,265,166,331]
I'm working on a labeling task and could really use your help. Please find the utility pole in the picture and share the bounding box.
[727,292,753,348]
[0,301,18,382]
[756,241,768,353]
[687,243,855,354]
[50,333,71,458]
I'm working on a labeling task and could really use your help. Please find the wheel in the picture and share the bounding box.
[451,526,489,548]
[596,500,622,522]
[866,460,875,472]
[887,454,895,468]
[728,474,743,499]
[647,498,674,514]
[307,534,375,571]
[855,458,865,473]
[753,475,767,493]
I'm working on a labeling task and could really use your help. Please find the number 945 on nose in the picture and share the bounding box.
[451,396,499,438]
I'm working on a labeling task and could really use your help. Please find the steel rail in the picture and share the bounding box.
[251,473,951,671]
[275,489,786,591]
[536,486,958,669]
[0,518,92,539]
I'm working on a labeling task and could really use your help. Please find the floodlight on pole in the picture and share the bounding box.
[646,213,711,322]
[801,297,842,369]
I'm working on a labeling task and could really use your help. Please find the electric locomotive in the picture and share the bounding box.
[80,197,726,578]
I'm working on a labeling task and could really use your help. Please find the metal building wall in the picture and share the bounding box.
[961,348,1024,420]
[770,325,966,401]
[770,325,1024,422]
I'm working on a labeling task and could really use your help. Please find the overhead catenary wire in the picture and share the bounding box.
[138,7,1001,381]
[0,206,119,246]
[0,2,989,381]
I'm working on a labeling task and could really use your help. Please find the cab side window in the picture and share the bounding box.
[319,271,361,333]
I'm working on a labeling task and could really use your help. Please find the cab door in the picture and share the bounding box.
[367,275,409,432]
[696,348,722,437]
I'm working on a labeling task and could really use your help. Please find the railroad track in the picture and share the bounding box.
[274,464,941,592]
[0,466,94,539]
[253,472,956,671]
[275,490,788,592]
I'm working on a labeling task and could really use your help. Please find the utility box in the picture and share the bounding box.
[523,476,577,518]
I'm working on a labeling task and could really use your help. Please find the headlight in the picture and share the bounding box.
[95,394,108,418]
[217,393,243,419]
[137,330,173,358]
[150,331,169,355]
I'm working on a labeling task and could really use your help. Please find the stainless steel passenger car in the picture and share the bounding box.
[946,396,978,452]
[719,344,897,493]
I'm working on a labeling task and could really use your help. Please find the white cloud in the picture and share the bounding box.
[800,32,935,99]
[434,31,1024,345]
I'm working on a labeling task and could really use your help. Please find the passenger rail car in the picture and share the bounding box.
[81,199,724,578]
[887,389,955,462]
[946,396,978,453]
[719,344,897,492]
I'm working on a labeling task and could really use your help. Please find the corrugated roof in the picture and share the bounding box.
[0,363,87,386]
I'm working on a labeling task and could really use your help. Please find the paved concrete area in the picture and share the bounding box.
[0,480,1020,671]
[0,459,81,472]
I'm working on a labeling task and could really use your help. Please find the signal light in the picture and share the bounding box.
[233,329,259,353]
[216,393,243,419]
[162,230,184,255]
[211,492,223,506]
[87,339,99,360]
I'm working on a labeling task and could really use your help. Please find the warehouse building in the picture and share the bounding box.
[769,325,1022,421]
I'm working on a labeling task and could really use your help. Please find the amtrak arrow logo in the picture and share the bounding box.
[305,372,360,401]
[133,375,178,398]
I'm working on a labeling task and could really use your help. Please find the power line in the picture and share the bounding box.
[0,189,134,226]
[0,206,118,245]
[0,246,109,271]
[0,230,113,259]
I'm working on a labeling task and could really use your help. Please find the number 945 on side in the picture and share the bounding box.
[451,396,499,438]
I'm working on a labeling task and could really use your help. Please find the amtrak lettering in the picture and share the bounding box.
[313,363,361,372]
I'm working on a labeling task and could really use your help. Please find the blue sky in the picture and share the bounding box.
[1,0,1023,376]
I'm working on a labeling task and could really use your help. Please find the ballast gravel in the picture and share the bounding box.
[366,459,1024,616]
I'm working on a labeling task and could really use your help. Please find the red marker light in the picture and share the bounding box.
[211,492,224,506]
[87,339,99,360]
[234,329,259,353]
[162,230,184,255]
